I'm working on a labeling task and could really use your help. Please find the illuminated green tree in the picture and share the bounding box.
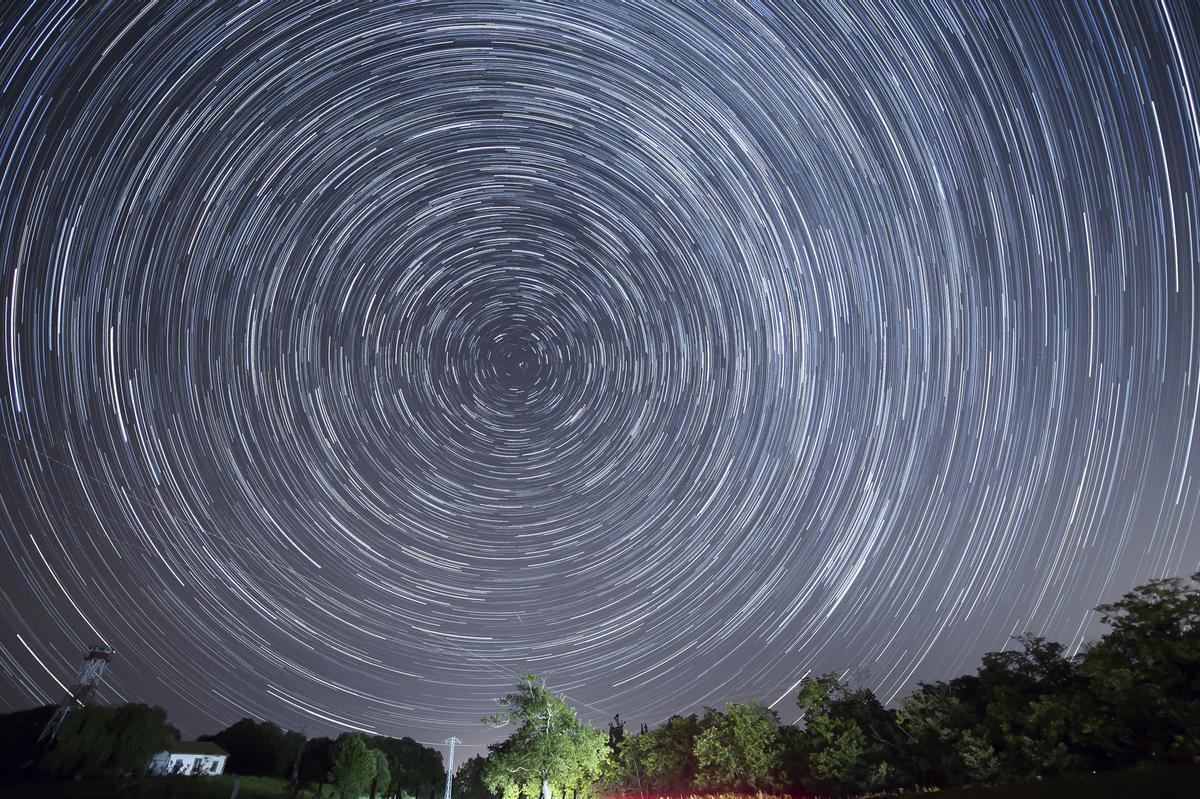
[482,675,608,799]
[328,732,374,799]
[694,702,783,791]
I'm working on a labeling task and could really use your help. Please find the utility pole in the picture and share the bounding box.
[38,645,115,744]
[287,726,306,799]
[442,737,461,799]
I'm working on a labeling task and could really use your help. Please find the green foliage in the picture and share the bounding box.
[481,675,608,799]
[895,681,976,786]
[693,702,783,791]
[367,735,445,798]
[327,732,375,799]
[39,703,177,778]
[1079,572,1200,766]
[371,749,390,796]
[969,635,1090,780]
[626,713,702,793]
[793,673,905,795]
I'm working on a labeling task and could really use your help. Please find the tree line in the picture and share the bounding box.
[2,571,1195,798]
[466,572,1200,798]
[0,704,445,799]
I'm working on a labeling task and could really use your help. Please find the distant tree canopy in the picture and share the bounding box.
[2,572,1196,798]
[200,717,303,779]
[598,572,1200,797]
[366,733,446,799]
[482,675,608,799]
[195,720,443,797]
[38,703,177,779]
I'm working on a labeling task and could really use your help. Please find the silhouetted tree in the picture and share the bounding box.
[607,714,624,749]
[201,717,302,777]
[39,704,177,778]
[454,755,498,799]
[299,736,335,791]
[0,705,54,779]
[1079,572,1200,766]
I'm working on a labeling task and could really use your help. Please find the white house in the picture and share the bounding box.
[148,741,229,776]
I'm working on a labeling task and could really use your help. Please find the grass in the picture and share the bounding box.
[873,764,1200,799]
[4,766,1197,799]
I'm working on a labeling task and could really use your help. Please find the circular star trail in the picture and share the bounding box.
[1,0,1199,751]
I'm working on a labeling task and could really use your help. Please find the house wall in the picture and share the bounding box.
[148,752,227,775]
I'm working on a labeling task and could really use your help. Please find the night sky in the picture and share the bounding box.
[2,0,1199,759]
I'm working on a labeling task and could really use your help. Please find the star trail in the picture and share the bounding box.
[1,0,1199,755]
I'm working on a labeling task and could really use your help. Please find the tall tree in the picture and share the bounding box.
[371,749,391,798]
[482,674,608,799]
[968,635,1091,780]
[328,732,375,799]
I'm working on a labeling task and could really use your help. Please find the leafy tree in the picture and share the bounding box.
[635,714,702,793]
[300,736,335,789]
[793,673,904,796]
[563,719,610,799]
[482,674,608,799]
[201,717,302,778]
[454,755,498,799]
[369,735,445,798]
[693,702,783,791]
[39,703,177,778]
[601,724,645,796]
[1080,572,1200,766]
[328,732,375,799]
[895,681,977,787]
[970,635,1090,779]
[371,749,391,797]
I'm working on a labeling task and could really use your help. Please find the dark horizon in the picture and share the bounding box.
[2,0,1198,763]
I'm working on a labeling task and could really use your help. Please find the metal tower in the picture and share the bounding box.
[38,645,115,743]
[442,736,461,799]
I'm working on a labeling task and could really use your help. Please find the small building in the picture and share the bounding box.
[149,741,228,776]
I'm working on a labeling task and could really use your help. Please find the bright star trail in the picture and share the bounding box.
[1,0,1198,755]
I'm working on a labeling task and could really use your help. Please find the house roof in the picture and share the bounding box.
[166,741,228,757]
